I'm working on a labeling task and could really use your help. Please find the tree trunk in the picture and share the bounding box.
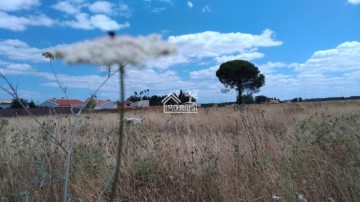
[237,85,244,104]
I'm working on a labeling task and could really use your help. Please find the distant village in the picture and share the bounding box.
[0,97,150,110]
[1,94,360,111]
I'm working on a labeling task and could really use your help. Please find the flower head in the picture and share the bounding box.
[46,34,176,66]
[42,52,55,60]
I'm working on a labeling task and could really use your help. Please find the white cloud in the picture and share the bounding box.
[168,29,282,59]
[258,61,287,74]
[0,12,55,31]
[189,65,218,79]
[125,68,195,93]
[348,0,360,5]
[260,41,360,99]
[89,1,113,14]
[189,41,360,100]
[42,74,111,90]
[0,39,46,62]
[52,1,81,15]
[0,63,35,76]
[0,62,112,97]
[202,5,210,12]
[90,14,128,31]
[295,41,360,74]
[187,1,193,8]
[52,1,130,31]
[0,63,36,76]
[189,61,287,80]
[6,63,33,71]
[38,68,197,101]
[65,13,130,31]
[215,52,264,63]
[146,54,189,69]
[119,3,132,17]
[1,63,196,101]
[64,13,93,29]
[0,0,40,11]
[138,30,281,70]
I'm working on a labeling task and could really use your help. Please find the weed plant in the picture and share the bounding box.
[0,100,359,201]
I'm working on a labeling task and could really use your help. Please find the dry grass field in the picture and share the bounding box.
[0,100,360,201]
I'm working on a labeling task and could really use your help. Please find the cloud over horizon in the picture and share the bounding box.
[348,0,360,5]
[0,0,40,11]
[0,12,55,31]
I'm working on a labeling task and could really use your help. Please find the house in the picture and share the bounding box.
[0,99,12,109]
[94,100,117,109]
[133,100,149,107]
[268,99,279,104]
[39,98,85,108]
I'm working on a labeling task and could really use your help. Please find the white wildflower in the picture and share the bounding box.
[47,34,176,66]
[296,193,307,202]
[124,117,142,124]
[272,194,281,200]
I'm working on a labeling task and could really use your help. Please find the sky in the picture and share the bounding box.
[0,0,359,104]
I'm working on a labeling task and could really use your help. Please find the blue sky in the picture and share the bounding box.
[0,0,359,103]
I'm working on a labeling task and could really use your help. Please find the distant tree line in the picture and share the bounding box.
[5,94,360,110]
[300,96,360,102]
[10,99,37,109]
[126,89,196,106]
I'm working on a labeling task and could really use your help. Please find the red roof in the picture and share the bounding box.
[96,100,110,106]
[49,99,84,107]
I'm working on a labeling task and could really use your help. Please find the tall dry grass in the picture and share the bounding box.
[0,100,360,201]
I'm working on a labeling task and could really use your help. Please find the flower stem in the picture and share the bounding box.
[110,64,125,201]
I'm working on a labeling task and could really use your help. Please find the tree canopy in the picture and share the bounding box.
[255,95,270,104]
[126,89,196,106]
[85,97,97,109]
[10,99,37,109]
[216,60,265,104]
[10,99,25,109]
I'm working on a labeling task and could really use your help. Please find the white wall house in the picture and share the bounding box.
[94,100,117,109]
[0,99,12,109]
[133,100,149,107]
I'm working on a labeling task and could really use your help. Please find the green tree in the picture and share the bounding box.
[216,60,265,104]
[28,100,37,108]
[178,90,196,103]
[85,97,97,109]
[178,90,186,103]
[242,94,254,104]
[255,95,269,104]
[149,95,167,106]
[10,98,28,109]
[128,89,150,102]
